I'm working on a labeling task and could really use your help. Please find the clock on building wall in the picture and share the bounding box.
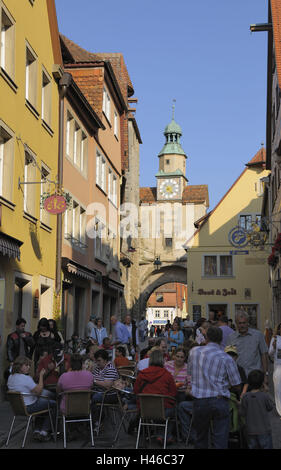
[159,179,180,199]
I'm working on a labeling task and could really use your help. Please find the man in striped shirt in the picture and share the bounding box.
[187,326,241,449]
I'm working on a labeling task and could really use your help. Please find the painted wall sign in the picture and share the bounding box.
[198,288,237,296]
[44,195,67,214]
[229,250,249,255]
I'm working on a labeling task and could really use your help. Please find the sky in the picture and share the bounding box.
[55,0,269,211]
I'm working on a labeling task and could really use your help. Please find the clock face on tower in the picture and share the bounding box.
[159,178,180,199]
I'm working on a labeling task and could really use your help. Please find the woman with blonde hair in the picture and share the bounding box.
[7,356,56,441]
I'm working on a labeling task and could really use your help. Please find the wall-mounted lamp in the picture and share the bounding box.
[153,256,162,270]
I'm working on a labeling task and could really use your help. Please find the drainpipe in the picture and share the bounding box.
[55,73,72,296]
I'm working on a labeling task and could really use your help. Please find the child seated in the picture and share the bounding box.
[114,346,130,368]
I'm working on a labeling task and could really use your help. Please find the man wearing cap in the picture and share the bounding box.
[226,311,268,386]
[36,343,71,387]
[225,345,248,398]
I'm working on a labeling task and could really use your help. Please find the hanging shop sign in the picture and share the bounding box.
[43,194,67,214]
[228,227,248,248]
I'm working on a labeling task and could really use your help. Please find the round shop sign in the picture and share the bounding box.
[228,226,248,248]
[44,194,67,214]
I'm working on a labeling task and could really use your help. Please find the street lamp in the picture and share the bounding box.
[153,256,162,270]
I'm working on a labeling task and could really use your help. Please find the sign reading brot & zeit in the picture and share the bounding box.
[197,288,237,296]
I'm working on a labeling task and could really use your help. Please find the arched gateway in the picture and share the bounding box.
[139,263,187,314]
[138,107,209,319]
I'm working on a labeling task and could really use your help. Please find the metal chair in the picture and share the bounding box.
[117,365,136,375]
[56,390,94,448]
[93,384,121,436]
[136,394,179,449]
[5,391,55,448]
[112,375,137,446]
[185,411,194,446]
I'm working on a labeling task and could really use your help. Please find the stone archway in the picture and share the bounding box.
[139,264,187,315]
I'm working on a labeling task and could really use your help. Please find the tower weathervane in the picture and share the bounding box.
[172,99,176,120]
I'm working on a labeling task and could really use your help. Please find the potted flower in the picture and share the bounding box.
[268,247,278,267]
[274,233,281,252]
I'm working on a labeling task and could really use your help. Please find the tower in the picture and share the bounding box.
[156,102,188,201]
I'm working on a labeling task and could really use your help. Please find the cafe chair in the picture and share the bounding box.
[136,394,179,449]
[112,375,137,446]
[5,391,55,448]
[56,389,94,448]
[93,384,121,436]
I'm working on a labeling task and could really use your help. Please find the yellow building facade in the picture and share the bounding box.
[0,0,62,383]
[185,148,272,330]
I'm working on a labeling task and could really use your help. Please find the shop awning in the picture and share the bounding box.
[102,275,124,293]
[61,257,99,282]
[0,232,23,261]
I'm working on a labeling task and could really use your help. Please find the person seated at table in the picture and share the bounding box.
[91,349,119,427]
[100,337,113,360]
[36,343,71,387]
[85,342,100,362]
[56,353,94,414]
[134,349,177,444]
[155,338,171,362]
[164,347,190,402]
[137,346,161,372]
[7,356,56,441]
[56,353,94,440]
[82,355,95,373]
[114,346,130,368]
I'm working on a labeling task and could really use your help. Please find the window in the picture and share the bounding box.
[165,237,173,248]
[164,310,169,318]
[108,168,117,204]
[96,150,106,192]
[239,214,261,231]
[64,198,86,249]
[112,174,117,205]
[65,111,87,174]
[40,165,50,227]
[155,310,160,318]
[165,159,170,165]
[239,215,252,231]
[114,110,118,138]
[203,254,233,277]
[79,207,86,246]
[0,121,14,201]
[108,168,112,200]
[102,87,111,122]
[25,43,37,110]
[42,69,52,127]
[0,4,15,80]
[94,218,105,260]
[23,147,37,217]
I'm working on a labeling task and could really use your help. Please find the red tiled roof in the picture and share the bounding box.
[60,34,134,99]
[139,187,157,203]
[139,185,209,206]
[271,0,281,87]
[246,146,266,167]
[182,185,209,207]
